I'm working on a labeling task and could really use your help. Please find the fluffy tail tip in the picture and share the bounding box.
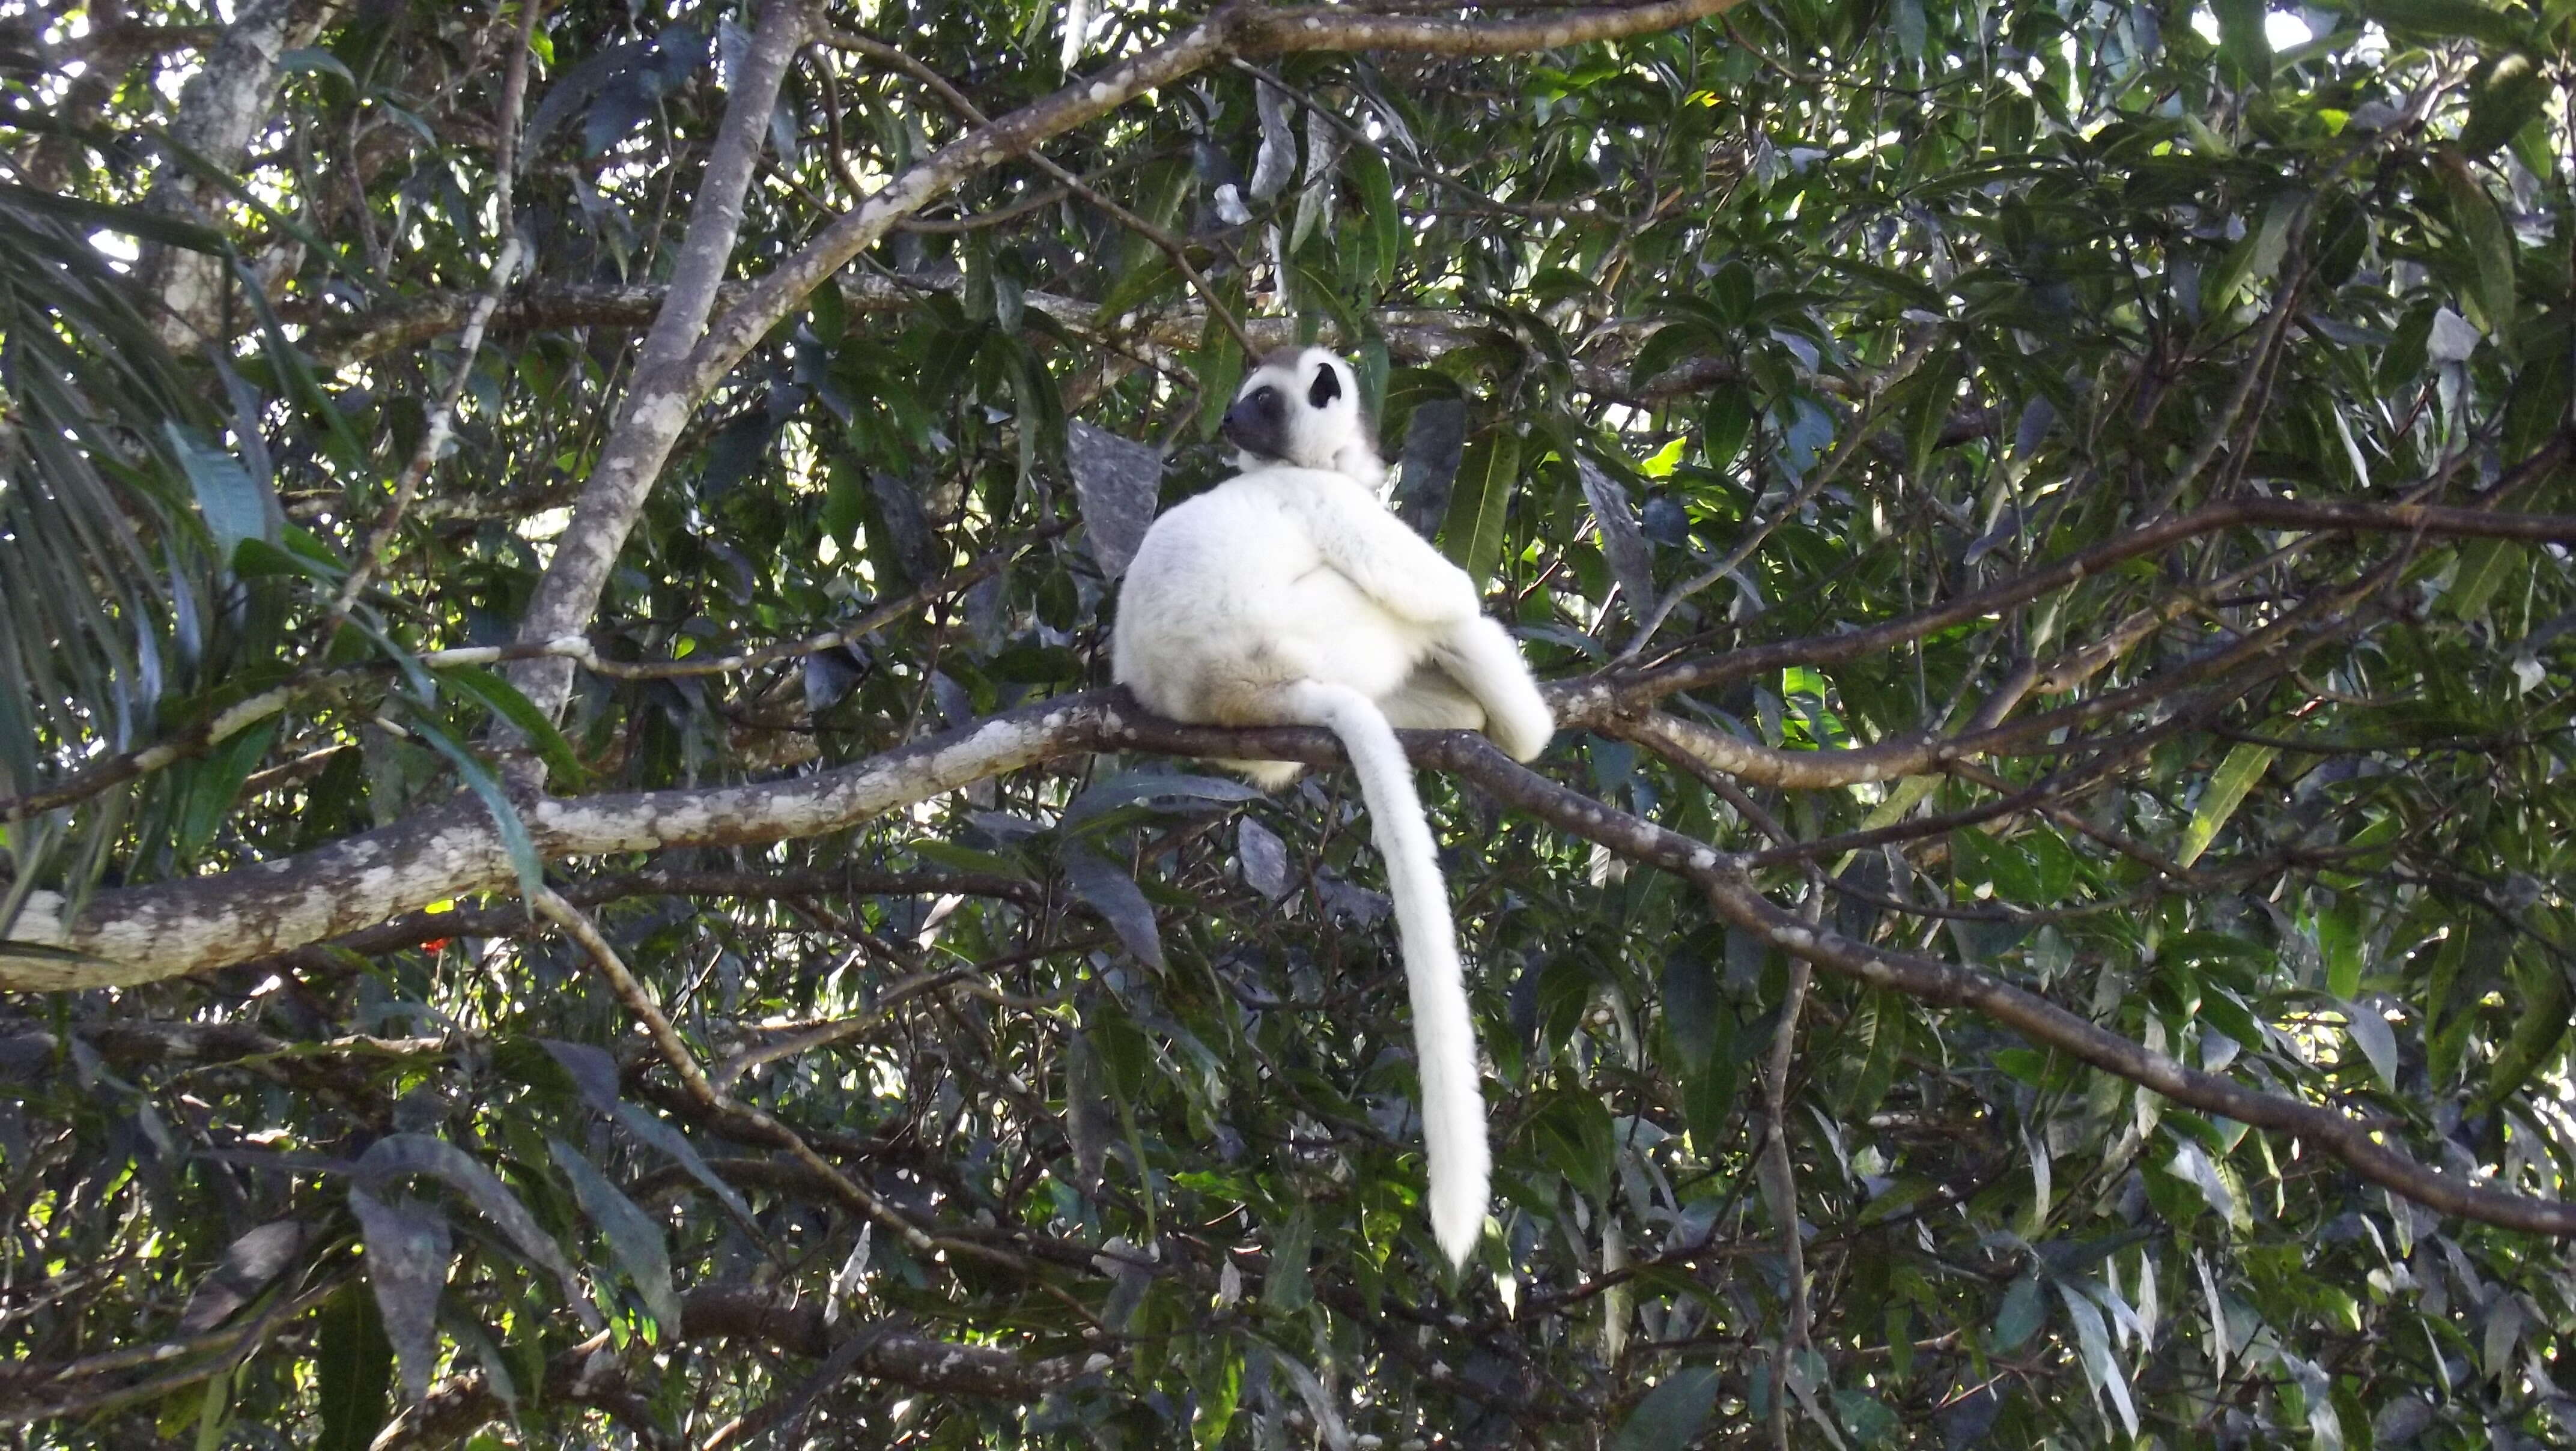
[1429,1163,1490,1270]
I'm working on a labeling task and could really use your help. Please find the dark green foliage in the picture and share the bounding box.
[11,0,2576,1446]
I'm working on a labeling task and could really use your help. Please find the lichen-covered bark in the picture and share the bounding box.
[0,695,1113,990]
[139,0,326,348]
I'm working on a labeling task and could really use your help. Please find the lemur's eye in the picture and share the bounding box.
[1249,386,1278,404]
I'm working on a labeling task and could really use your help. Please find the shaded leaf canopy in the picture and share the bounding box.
[6,0,2576,1445]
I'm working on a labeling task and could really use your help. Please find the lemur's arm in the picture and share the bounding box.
[1286,473,1483,625]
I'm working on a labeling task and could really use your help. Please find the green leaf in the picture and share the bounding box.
[608,1102,765,1238]
[1438,428,1521,590]
[1835,1389,1903,1442]
[229,537,327,581]
[906,838,1031,878]
[2355,0,2530,46]
[1352,148,1401,291]
[548,1137,681,1331]
[312,1285,393,1451]
[2479,950,2571,1110]
[2199,196,2294,316]
[2341,997,2398,1091]
[2463,52,2548,159]
[280,46,359,84]
[436,666,586,790]
[1064,769,1264,826]
[1611,1366,1720,1451]
[1993,1046,2050,1085]
[823,455,867,545]
[1661,944,1720,1066]
[1993,1272,2046,1351]
[175,719,277,861]
[1096,254,1180,325]
[2438,153,2518,340]
[1060,839,1165,968]
[404,713,547,903]
[165,422,278,560]
[1265,1203,1313,1310]
[2023,828,2079,902]
[1703,381,1757,468]
[1818,254,1943,311]
[1976,831,2047,903]
[1293,260,1364,344]
[0,181,229,252]
[2213,0,2271,83]
[2321,904,2366,1000]
[1633,318,1718,390]
[346,1188,449,1400]
[1905,351,1962,479]
[2176,744,2277,868]
[234,319,370,482]
[1522,1086,1616,1204]
[357,1135,599,1329]
[1192,1344,1244,1449]
[2448,538,2524,621]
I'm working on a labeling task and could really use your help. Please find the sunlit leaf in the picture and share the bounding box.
[2177,744,2277,868]
[1438,428,1520,590]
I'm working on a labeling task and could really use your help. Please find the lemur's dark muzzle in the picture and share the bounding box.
[1221,389,1288,462]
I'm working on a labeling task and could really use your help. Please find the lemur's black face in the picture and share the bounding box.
[1221,381,1289,461]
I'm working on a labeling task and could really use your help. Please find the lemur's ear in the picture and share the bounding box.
[1307,360,1343,410]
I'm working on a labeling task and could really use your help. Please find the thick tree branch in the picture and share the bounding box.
[502,0,809,719]
[11,491,2576,986]
[136,0,327,348]
[13,691,2576,1240]
[1421,734,2576,1237]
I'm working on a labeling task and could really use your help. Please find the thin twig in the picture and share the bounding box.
[1701,773,1823,1446]
[0,1275,347,1425]
[1622,334,1936,660]
[324,0,542,626]
[898,185,1072,233]
[2145,208,2313,518]
[821,29,1257,353]
[712,963,995,1089]
[1761,940,1814,1450]
[533,888,1046,1277]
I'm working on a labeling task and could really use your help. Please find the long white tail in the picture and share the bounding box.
[1279,680,1489,1268]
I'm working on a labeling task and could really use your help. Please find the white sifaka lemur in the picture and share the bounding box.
[1111,346,1554,1267]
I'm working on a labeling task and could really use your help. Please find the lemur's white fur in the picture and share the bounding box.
[1111,347,1554,1267]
